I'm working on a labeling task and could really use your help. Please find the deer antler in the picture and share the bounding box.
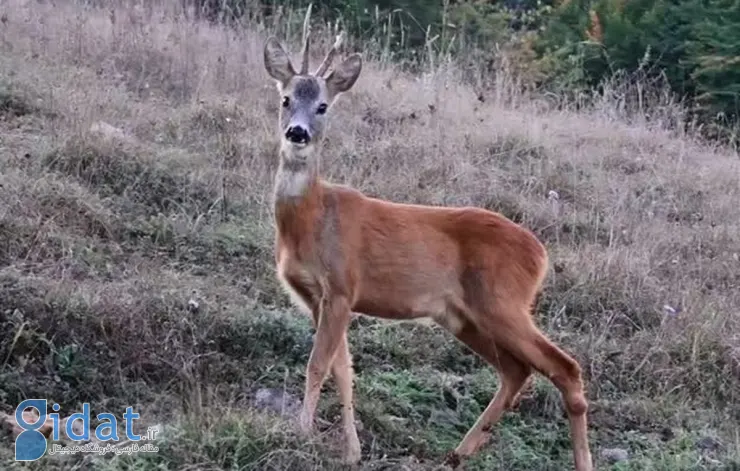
[299,3,313,75]
[315,30,345,77]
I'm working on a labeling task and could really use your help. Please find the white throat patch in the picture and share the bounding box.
[275,167,311,199]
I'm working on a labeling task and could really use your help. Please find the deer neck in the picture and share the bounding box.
[273,147,324,245]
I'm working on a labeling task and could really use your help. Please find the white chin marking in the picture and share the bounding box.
[282,140,313,158]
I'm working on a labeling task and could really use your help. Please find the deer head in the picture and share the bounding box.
[263,4,362,161]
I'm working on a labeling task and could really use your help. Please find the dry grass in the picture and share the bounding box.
[0,1,739,470]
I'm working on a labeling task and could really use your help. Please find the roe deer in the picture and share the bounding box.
[262,6,593,470]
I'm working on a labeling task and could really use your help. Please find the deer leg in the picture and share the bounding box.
[510,375,535,410]
[299,292,361,463]
[298,294,351,435]
[490,313,593,471]
[330,333,362,464]
[447,321,532,462]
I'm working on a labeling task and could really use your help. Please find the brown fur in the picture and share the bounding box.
[263,12,593,470]
[274,181,593,470]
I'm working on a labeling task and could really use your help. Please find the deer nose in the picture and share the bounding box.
[285,125,310,144]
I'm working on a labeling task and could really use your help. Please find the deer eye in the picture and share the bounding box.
[281,96,290,108]
[316,103,328,115]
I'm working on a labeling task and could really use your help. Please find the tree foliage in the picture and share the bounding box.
[684,0,740,136]
[534,0,740,139]
[188,0,740,142]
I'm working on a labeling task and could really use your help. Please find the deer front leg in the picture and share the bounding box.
[331,333,362,464]
[298,293,352,435]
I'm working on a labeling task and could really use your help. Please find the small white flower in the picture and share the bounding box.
[188,299,200,311]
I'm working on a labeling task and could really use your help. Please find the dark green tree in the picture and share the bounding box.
[684,0,740,136]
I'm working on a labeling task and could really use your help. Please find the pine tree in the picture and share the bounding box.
[685,0,740,133]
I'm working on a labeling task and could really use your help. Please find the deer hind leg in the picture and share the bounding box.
[492,312,593,471]
[446,321,533,463]
[510,374,535,410]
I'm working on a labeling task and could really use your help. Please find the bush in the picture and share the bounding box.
[532,0,740,141]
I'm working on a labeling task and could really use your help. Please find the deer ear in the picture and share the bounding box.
[264,37,296,85]
[325,53,362,97]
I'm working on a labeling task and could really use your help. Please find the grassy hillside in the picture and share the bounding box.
[0,1,738,470]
